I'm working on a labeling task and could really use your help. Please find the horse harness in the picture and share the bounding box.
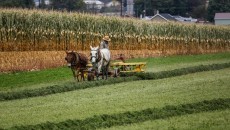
[91,49,101,63]
[70,52,85,69]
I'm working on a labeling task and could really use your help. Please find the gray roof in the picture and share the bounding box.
[214,13,230,19]
[160,13,177,21]
[151,13,177,21]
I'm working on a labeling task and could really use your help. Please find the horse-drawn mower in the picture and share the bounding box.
[65,50,146,81]
[111,62,146,73]
[84,61,146,81]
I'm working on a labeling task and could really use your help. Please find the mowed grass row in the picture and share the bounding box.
[100,109,230,130]
[10,98,230,130]
[0,52,230,92]
[0,68,229,129]
[131,52,230,72]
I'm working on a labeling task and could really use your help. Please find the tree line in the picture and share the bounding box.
[0,0,86,11]
[0,0,229,21]
[0,0,35,8]
[135,0,230,21]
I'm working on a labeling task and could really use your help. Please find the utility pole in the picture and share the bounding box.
[120,0,123,16]
[205,0,209,10]
[143,0,146,17]
[39,0,41,8]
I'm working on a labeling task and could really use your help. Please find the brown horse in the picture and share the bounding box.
[65,51,88,81]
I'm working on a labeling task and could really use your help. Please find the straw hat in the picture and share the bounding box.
[103,36,111,42]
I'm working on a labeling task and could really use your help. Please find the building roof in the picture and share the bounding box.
[105,1,120,7]
[151,13,177,21]
[160,13,177,21]
[142,16,153,20]
[214,13,230,20]
[84,0,104,5]
[34,0,50,6]
[173,15,197,23]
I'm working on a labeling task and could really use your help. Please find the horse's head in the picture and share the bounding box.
[90,46,99,64]
[65,51,77,67]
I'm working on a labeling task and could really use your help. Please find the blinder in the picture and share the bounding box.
[65,52,77,67]
[90,50,99,63]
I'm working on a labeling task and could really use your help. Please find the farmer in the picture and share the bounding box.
[100,35,111,49]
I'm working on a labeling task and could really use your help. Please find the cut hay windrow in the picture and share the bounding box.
[8,98,230,130]
[0,9,229,54]
[0,62,229,101]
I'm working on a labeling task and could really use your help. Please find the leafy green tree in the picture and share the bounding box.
[161,0,187,16]
[24,0,35,8]
[50,0,86,11]
[207,0,230,22]
[133,0,144,17]
[186,0,206,18]
[39,0,47,8]
[134,0,187,17]
[134,0,208,18]
[0,0,34,8]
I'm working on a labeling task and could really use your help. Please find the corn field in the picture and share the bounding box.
[0,9,229,72]
[0,9,229,54]
[0,9,230,53]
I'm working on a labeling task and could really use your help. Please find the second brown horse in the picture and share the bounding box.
[65,51,88,81]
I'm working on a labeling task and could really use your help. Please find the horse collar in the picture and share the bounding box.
[71,52,78,66]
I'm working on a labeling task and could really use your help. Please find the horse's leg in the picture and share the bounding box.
[105,66,108,80]
[102,66,106,80]
[101,62,105,80]
[72,69,76,80]
[76,69,80,82]
[101,66,105,79]
[105,61,110,80]
[104,66,106,79]
[81,69,85,81]
[96,70,99,80]
[97,66,101,80]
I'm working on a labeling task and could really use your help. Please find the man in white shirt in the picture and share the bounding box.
[100,36,111,49]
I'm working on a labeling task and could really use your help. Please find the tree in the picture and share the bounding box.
[134,0,148,17]
[134,0,187,17]
[50,0,86,11]
[123,0,127,7]
[151,0,188,16]
[39,0,47,8]
[0,0,34,8]
[207,0,230,22]
[186,0,206,18]
[24,0,35,8]
[134,0,209,18]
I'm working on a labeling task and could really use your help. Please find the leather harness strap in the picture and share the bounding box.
[70,52,77,66]
[96,49,102,62]
[71,52,81,68]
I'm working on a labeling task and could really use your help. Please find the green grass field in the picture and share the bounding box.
[0,52,230,129]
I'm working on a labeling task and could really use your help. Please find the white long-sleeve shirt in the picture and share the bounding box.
[99,41,109,49]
